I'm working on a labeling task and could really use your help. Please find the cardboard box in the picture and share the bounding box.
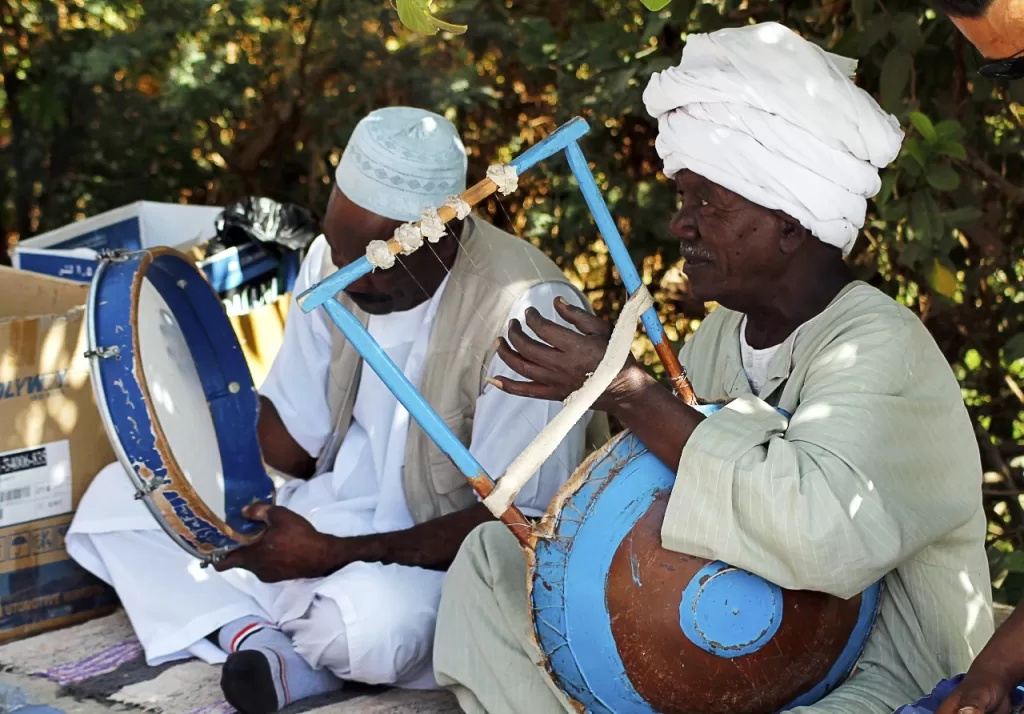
[10,201,289,295]
[0,267,119,643]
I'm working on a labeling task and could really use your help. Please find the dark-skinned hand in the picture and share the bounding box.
[213,503,340,583]
[492,296,649,414]
[934,674,1018,714]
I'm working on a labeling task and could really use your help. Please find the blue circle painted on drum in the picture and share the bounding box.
[145,254,273,536]
[679,562,783,658]
[531,432,666,713]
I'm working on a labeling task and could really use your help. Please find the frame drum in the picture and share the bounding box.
[86,248,274,565]
[528,404,882,714]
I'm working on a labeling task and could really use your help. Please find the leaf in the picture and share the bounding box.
[876,171,897,206]
[852,0,875,27]
[926,164,961,192]
[928,258,957,299]
[935,120,966,143]
[902,136,927,167]
[1003,334,1024,365]
[879,47,913,113]
[898,240,931,269]
[935,139,967,161]
[395,0,468,35]
[1003,551,1024,574]
[909,112,937,143]
[881,196,909,222]
[892,12,925,54]
[942,207,983,227]
[910,190,942,244]
[640,0,673,10]
[697,3,726,32]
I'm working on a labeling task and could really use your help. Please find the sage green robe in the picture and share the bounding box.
[433,281,994,713]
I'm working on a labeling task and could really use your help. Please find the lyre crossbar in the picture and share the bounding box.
[297,117,693,546]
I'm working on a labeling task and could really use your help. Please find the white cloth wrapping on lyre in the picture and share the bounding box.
[394,223,424,255]
[444,196,472,220]
[366,240,395,270]
[486,164,519,196]
[483,285,655,516]
[419,207,447,242]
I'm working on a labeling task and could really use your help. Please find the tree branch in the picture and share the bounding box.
[962,151,1024,204]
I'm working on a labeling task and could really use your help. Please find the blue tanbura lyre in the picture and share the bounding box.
[298,116,883,713]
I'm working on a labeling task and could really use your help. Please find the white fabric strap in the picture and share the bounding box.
[483,285,655,517]
[486,164,518,196]
[366,240,395,269]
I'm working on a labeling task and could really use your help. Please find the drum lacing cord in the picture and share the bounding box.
[482,284,655,517]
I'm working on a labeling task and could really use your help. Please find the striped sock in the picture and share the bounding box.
[216,617,342,714]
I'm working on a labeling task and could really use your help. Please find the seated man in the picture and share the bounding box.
[433,23,995,714]
[67,107,604,714]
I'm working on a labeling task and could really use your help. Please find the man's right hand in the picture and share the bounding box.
[935,603,1024,714]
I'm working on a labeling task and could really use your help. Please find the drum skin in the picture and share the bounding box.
[86,248,275,563]
[527,406,882,714]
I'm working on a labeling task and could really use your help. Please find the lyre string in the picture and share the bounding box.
[392,203,580,483]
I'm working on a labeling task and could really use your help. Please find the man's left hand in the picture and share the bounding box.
[492,297,648,412]
[213,504,341,582]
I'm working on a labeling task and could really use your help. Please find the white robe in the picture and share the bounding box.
[67,236,590,688]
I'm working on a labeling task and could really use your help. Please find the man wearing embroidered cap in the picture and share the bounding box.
[433,23,993,713]
[66,107,606,714]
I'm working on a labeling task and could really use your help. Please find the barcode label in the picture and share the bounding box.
[0,487,31,503]
[0,441,72,528]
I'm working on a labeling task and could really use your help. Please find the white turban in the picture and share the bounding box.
[336,107,468,223]
[643,22,905,255]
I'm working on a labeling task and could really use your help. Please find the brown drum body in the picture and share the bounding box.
[527,429,881,714]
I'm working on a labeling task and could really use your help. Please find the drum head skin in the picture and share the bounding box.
[86,248,274,563]
[528,405,882,714]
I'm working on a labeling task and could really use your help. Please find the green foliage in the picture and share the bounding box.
[2,0,1023,602]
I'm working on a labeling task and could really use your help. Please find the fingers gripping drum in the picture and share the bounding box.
[482,285,654,517]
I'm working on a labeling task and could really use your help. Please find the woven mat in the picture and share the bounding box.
[0,612,460,714]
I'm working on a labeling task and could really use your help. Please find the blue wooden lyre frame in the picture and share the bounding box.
[297,117,673,525]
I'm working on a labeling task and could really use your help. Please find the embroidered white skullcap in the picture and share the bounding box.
[335,107,468,223]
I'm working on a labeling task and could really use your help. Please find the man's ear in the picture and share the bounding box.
[779,218,810,255]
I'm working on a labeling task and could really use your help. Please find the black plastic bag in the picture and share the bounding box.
[211,197,320,258]
[207,197,320,315]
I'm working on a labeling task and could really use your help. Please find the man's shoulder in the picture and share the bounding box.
[298,234,332,290]
[458,216,567,286]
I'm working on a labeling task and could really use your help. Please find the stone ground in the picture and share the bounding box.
[0,605,1014,714]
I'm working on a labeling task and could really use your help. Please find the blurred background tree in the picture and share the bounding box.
[2,0,1022,602]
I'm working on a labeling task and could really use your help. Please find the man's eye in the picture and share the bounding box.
[700,199,709,207]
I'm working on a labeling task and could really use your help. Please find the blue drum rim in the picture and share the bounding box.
[530,413,882,713]
[86,248,274,563]
[87,257,209,561]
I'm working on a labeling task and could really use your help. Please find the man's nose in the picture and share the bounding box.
[671,209,699,242]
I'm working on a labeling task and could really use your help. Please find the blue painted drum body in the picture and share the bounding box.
[528,404,882,714]
[86,249,274,564]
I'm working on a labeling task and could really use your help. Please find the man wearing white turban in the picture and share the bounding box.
[65,107,606,714]
[433,23,995,714]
